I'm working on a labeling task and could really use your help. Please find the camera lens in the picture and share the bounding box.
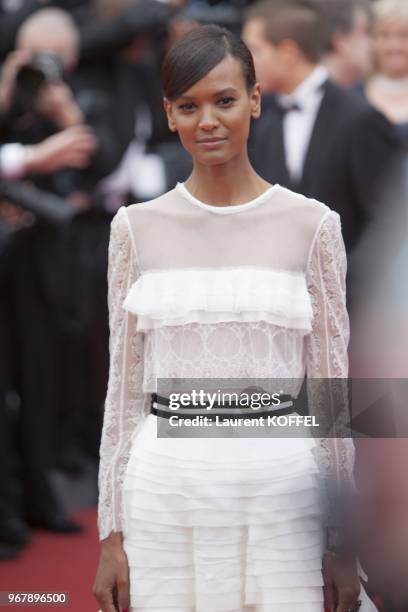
[15,52,64,108]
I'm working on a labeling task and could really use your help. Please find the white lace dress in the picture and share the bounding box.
[97,182,376,612]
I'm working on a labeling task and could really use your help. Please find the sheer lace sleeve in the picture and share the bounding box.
[97,206,148,541]
[305,210,356,540]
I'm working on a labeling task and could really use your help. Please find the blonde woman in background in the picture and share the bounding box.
[366,0,408,145]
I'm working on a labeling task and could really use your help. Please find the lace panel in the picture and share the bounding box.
[305,210,356,528]
[97,207,149,541]
[143,321,307,392]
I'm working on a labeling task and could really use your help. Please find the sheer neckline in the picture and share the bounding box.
[175,181,281,214]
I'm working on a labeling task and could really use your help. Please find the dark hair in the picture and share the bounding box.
[161,25,256,101]
[245,0,325,64]
[319,0,373,52]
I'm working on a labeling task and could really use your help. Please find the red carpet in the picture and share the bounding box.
[0,507,99,612]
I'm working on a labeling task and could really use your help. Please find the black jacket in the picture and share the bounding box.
[249,79,404,254]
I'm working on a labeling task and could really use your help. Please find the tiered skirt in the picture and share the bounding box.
[122,414,331,612]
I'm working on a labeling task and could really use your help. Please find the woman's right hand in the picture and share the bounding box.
[93,532,130,612]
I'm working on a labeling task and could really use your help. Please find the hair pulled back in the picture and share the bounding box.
[161,24,256,101]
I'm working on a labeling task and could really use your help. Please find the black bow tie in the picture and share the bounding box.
[272,98,302,115]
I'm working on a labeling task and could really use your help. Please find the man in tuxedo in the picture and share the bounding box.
[243,0,404,256]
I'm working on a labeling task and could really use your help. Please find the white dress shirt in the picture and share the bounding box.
[278,66,328,183]
[98,104,166,212]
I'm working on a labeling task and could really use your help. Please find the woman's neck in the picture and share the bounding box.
[373,73,408,92]
[367,73,408,124]
[184,154,271,207]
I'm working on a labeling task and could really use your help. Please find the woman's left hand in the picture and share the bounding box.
[322,551,361,612]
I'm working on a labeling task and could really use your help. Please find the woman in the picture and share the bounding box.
[365,0,408,147]
[93,25,376,612]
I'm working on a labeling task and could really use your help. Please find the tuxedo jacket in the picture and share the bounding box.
[248,79,404,254]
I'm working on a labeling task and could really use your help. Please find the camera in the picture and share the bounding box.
[0,180,75,226]
[15,52,64,106]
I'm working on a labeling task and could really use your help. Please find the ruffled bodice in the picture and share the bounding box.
[97,183,354,542]
[123,267,313,332]
[123,266,313,393]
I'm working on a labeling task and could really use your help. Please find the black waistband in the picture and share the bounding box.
[150,392,296,420]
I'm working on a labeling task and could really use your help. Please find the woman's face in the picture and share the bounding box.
[164,54,261,166]
[373,18,408,79]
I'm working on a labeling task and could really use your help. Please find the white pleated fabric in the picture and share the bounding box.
[122,415,326,612]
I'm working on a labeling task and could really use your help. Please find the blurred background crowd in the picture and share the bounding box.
[0,0,407,609]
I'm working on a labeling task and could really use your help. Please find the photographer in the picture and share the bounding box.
[0,7,122,539]
[0,147,96,559]
[1,8,134,196]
